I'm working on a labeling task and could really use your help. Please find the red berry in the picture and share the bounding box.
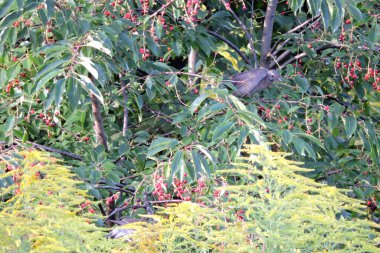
[104,11,111,17]
[30,109,35,114]
[345,19,351,25]
[307,43,312,49]
[12,57,18,62]
[193,88,199,94]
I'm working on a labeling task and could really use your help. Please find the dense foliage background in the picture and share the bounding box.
[0,0,379,250]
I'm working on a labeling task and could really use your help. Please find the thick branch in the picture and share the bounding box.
[121,78,129,136]
[207,30,251,65]
[260,0,278,68]
[90,93,109,152]
[188,47,197,87]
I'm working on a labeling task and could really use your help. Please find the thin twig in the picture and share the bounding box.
[279,43,342,68]
[207,30,251,65]
[222,1,257,67]
[271,15,321,56]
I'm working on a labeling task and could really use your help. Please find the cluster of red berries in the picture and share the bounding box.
[152,174,172,201]
[336,60,380,90]
[5,78,20,93]
[139,48,150,60]
[106,192,120,206]
[173,176,191,201]
[185,0,202,23]
[140,0,150,15]
[81,200,96,214]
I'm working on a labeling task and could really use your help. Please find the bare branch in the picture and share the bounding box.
[188,47,197,87]
[25,142,83,161]
[279,43,342,68]
[271,15,322,56]
[90,93,109,152]
[260,0,279,68]
[120,78,129,136]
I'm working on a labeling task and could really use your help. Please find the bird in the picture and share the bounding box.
[232,68,281,97]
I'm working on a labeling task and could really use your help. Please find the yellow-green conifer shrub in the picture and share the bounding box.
[0,151,124,253]
[116,145,380,252]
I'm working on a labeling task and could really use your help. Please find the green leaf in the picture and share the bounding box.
[147,137,179,157]
[190,93,210,114]
[78,57,99,80]
[294,132,325,150]
[0,0,15,19]
[76,74,104,104]
[212,122,234,142]
[67,78,81,109]
[84,40,112,56]
[44,86,56,111]
[4,115,16,132]
[54,79,66,108]
[343,115,357,139]
[237,110,266,128]
[294,75,309,93]
[34,59,67,81]
[321,0,330,29]
[348,3,362,21]
[282,130,293,145]
[33,69,63,93]
[170,150,184,179]
[293,136,306,156]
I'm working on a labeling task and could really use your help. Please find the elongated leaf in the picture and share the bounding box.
[85,40,112,56]
[33,69,63,93]
[147,137,179,157]
[35,59,67,81]
[212,122,234,142]
[76,74,104,104]
[343,115,357,139]
[54,79,66,108]
[0,0,15,19]
[348,3,362,21]
[190,94,210,114]
[78,57,99,79]
[170,150,184,179]
[4,115,16,132]
[237,110,266,128]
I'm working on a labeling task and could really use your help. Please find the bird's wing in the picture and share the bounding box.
[232,68,268,97]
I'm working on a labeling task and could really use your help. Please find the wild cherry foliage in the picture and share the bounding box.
[0,0,379,221]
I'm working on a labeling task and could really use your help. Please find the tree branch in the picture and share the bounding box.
[207,30,251,65]
[90,93,109,152]
[271,15,321,57]
[260,0,279,68]
[279,42,342,68]
[188,47,197,87]
[223,1,258,67]
[120,78,129,136]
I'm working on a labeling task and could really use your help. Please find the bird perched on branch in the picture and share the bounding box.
[232,68,281,97]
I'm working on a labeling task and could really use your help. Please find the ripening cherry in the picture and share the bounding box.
[104,10,111,17]
[345,19,351,24]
